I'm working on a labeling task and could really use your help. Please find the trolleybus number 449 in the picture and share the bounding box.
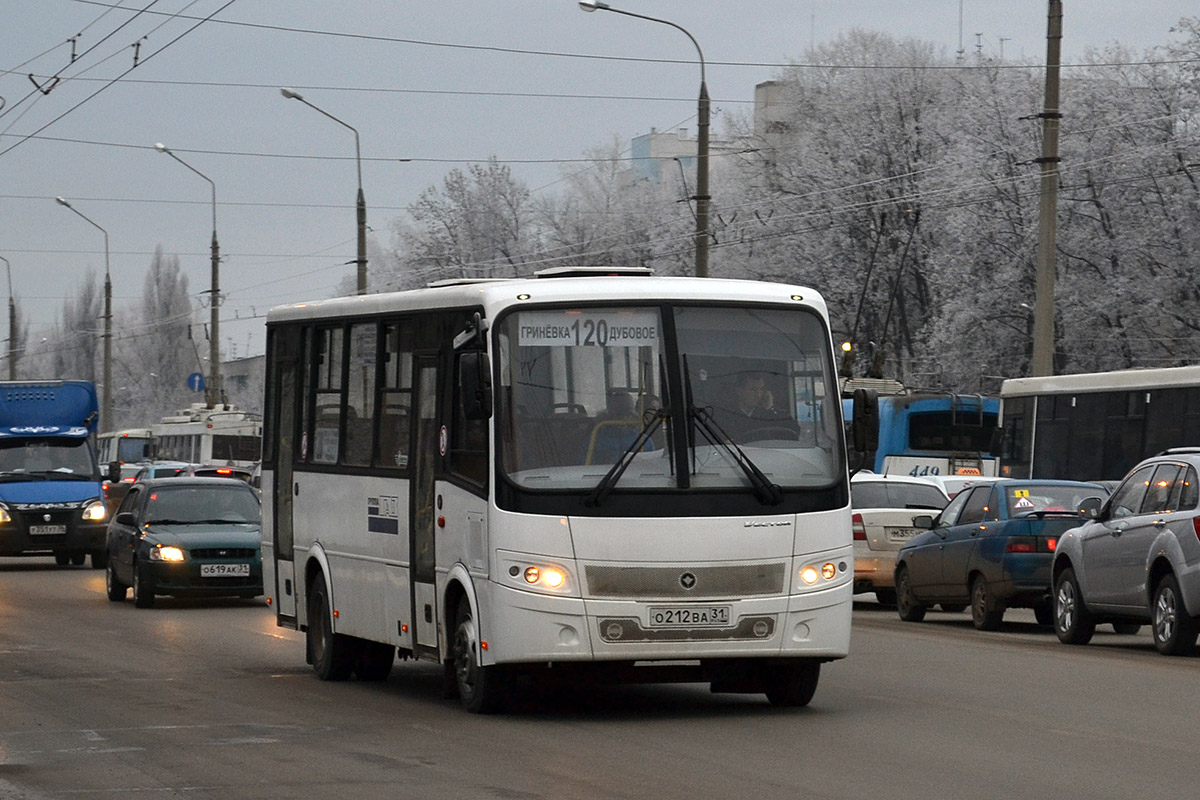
[647,605,732,628]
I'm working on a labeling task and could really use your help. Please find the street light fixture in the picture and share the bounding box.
[1,255,14,380]
[54,197,113,432]
[280,87,368,295]
[579,0,709,278]
[155,142,222,409]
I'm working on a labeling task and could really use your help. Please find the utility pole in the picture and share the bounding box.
[1031,0,1063,376]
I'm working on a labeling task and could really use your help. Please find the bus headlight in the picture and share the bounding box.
[798,560,844,588]
[149,545,185,562]
[0,505,10,524]
[502,556,576,595]
[82,500,107,522]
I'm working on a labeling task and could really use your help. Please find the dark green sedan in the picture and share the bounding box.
[104,477,262,608]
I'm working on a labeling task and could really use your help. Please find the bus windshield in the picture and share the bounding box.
[497,304,842,492]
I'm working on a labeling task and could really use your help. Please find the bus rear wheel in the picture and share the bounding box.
[307,573,354,680]
[452,601,509,714]
[764,661,820,707]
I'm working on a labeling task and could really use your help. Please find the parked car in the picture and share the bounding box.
[104,477,263,608]
[851,471,950,605]
[1053,448,1200,654]
[895,479,1108,630]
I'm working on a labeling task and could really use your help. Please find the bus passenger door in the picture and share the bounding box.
[411,357,440,656]
[270,337,300,620]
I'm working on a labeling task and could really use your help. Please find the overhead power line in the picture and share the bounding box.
[60,0,1200,72]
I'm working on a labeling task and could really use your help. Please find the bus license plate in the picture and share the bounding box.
[201,563,250,578]
[29,525,66,535]
[647,605,731,628]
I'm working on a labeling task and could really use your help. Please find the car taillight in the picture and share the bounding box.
[1047,537,1057,551]
[1005,538,1037,553]
[852,513,866,541]
[1193,517,1200,543]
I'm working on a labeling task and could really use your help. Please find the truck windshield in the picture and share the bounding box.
[496,304,842,493]
[0,438,99,478]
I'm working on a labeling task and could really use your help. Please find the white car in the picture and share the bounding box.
[915,474,1010,500]
[851,471,950,605]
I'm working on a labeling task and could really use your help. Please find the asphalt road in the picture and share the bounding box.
[2,559,1198,800]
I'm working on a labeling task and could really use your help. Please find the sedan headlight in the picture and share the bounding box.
[0,505,10,524]
[82,500,107,522]
[149,545,185,562]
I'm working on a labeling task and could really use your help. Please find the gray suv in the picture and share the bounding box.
[1052,448,1200,655]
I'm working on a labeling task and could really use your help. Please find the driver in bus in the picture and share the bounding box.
[720,373,793,443]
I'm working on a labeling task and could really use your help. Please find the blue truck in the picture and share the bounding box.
[0,381,110,567]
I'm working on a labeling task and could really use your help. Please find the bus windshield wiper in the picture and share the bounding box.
[585,408,669,508]
[689,406,784,506]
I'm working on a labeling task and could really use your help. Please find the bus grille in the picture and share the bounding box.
[585,563,786,599]
[190,548,257,559]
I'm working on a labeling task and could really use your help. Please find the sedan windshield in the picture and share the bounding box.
[497,303,842,493]
[852,481,949,510]
[145,485,261,525]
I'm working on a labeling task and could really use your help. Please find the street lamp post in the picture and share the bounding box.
[155,143,222,409]
[579,0,709,278]
[54,198,113,432]
[1,255,14,380]
[280,88,368,294]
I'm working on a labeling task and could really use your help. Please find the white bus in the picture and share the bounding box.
[96,427,154,466]
[262,269,872,712]
[1000,365,1200,481]
[153,403,262,468]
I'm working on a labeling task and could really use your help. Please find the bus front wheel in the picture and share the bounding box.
[764,661,820,707]
[452,601,509,714]
[308,573,355,681]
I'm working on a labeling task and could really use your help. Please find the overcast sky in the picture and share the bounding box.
[1,1,1195,368]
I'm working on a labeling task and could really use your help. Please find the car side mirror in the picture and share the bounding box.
[912,515,934,529]
[116,512,137,527]
[1078,496,1104,520]
[107,461,120,482]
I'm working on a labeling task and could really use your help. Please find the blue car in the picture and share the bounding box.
[894,479,1108,630]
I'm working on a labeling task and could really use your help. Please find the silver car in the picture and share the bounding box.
[1052,448,1200,655]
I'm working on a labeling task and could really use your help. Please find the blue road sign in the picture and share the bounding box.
[188,372,205,392]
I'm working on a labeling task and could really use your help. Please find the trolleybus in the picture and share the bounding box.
[97,427,154,466]
[262,269,873,712]
[153,404,262,468]
[1000,365,1200,481]
[841,379,1000,478]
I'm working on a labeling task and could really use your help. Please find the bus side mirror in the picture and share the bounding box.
[459,351,492,420]
[851,388,879,453]
[108,461,120,482]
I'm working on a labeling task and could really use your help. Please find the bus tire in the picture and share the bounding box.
[132,563,155,608]
[307,573,354,680]
[354,640,395,682]
[452,601,508,714]
[91,549,108,570]
[764,661,820,707]
[70,551,86,566]
[54,552,70,566]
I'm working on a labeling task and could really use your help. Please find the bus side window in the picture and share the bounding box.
[378,320,414,470]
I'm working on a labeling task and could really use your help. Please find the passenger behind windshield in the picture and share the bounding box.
[585,391,657,465]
